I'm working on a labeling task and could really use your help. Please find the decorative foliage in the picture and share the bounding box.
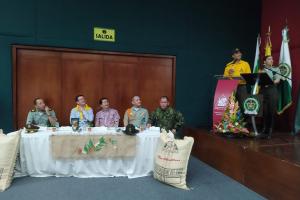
[214,92,249,136]
[78,136,117,154]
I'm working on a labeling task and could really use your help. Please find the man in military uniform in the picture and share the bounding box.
[259,55,280,139]
[147,96,184,138]
[26,98,59,127]
[123,96,149,130]
[224,48,251,110]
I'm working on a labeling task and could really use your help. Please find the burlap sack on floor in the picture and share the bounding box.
[0,131,21,192]
[154,130,194,190]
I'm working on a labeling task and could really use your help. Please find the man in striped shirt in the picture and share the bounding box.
[95,97,120,127]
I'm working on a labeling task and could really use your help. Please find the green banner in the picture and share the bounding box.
[294,88,300,135]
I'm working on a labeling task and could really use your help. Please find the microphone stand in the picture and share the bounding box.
[263,66,292,81]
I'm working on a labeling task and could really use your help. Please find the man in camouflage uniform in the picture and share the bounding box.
[26,98,59,127]
[147,96,184,138]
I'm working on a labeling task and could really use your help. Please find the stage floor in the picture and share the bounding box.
[223,132,300,165]
[184,128,300,200]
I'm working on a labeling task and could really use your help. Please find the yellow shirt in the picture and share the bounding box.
[223,60,251,84]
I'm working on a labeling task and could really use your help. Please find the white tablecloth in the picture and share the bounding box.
[18,127,160,178]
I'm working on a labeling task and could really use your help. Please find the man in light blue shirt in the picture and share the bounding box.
[70,95,94,128]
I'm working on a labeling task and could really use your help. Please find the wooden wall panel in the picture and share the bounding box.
[16,49,62,128]
[138,57,175,112]
[61,52,103,125]
[13,46,175,128]
[102,55,139,123]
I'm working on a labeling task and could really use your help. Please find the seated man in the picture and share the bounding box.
[70,95,94,128]
[123,96,149,130]
[95,97,120,127]
[147,96,184,138]
[26,98,59,127]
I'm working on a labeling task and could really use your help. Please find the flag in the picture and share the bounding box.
[253,34,261,73]
[265,26,272,56]
[293,87,300,135]
[277,27,292,114]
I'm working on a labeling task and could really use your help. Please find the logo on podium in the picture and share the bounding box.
[217,95,228,107]
[243,97,260,115]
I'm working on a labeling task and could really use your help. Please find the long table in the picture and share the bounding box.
[18,127,160,178]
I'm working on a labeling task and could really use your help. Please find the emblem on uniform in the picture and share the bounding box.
[243,97,260,115]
